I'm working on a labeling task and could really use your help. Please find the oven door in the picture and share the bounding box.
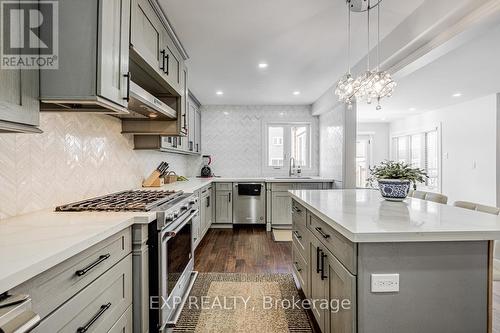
[158,208,196,329]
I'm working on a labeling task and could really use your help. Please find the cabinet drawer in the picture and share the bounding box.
[292,225,308,261]
[308,214,357,275]
[295,183,322,190]
[34,254,132,333]
[12,228,131,319]
[215,182,233,191]
[108,305,132,333]
[292,241,309,296]
[292,200,306,229]
[271,183,294,191]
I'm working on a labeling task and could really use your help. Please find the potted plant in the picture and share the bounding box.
[366,161,428,201]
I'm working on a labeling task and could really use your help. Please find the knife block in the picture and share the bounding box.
[142,170,165,187]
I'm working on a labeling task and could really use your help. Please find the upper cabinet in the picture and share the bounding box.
[0,61,40,133]
[40,0,130,113]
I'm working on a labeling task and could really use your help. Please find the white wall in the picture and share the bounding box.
[198,105,319,177]
[0,113,193,219]
[319,103,356,187]
[390,94,497,206]
[357,122,390,165]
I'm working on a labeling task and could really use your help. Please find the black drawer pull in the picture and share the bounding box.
[316,247,322,274]
[75,254,110,277]
[123,72,130,102]
[293,230,302,239]
[320,252,327,280]
[160,49,166,72]
[294,261,302,272]
[77,302,111,333]
[292,206,302,213]
[315,227,331,239]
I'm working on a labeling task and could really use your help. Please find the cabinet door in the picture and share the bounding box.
[215,190,233,223]
[325,251,357,333]
[160,36,181,91]
[195,109,202,153]
[0,0,39,129]
[130,0,162,70]
[192,210,200,248]
[309,239,328,332]
[187,100,196,152]
[98,0,130,107]
[271,192,292,225]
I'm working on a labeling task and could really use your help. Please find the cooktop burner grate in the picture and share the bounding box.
[55,190,184,212]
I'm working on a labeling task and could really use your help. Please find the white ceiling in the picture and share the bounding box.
[160,0,424,105]
[357,19,500,122]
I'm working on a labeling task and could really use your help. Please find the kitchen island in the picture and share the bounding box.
[289,189,500,333]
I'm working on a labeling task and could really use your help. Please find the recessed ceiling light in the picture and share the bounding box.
[258,63,268,69]
[216,91,224,96]
[223,111,229,116]
[452,93,462,97]
[381,117,387,121]
[293,91,301,96]
[409,107,416,111]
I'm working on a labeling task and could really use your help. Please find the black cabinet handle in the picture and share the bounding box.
[160,50,166,72]
[196,143,199,152]
[182,114,187,130]
[123,72,130,102]
[206,196,210,208]
[292,206,302,213]
[75,254,110,277]
[165,54,170,75]
[293,230,301,239]
[294,261,302,272]
[320,252,327,280]
[315,227,331,239]
[316,247,322,274]
[189,141,193,151]
[77,302,111,333]
[228,193,231,203]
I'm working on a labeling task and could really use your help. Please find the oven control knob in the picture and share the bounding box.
[180,204,189,211]
[165,214,175,222]
[189,199,196,205]
[173,211,179,218]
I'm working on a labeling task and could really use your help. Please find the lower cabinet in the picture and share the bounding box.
[293,199,356,333]
[108,306,133,333]
[33,254,132,333]
[271,191,292,225]
[200,185,213,238]
[215,189,233,223]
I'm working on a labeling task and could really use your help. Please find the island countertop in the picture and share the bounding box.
[289,189,500,242]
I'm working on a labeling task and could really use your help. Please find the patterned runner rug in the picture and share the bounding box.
[173,273,313,332]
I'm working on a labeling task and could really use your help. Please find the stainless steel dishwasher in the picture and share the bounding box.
[233,183,266,224]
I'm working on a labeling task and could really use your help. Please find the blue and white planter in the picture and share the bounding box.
[377,179,412,201]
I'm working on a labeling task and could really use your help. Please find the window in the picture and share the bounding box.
[392,129,440,191]
[272,137,283,145]
[266,123,311,169]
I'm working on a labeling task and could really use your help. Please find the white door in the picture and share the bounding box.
[356,135,372,188]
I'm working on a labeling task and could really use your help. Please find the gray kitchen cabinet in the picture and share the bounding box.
[130,0,184,95]
[200,185,213,239]
[215,187,233,224]
[108,306,133,333]
[271,191,292,225]
[195,108,202,153]
[0,62,40,133]
[130,0,162,77]
[309,237,328,332]
[187,97,197,152]
[40,0,130,114]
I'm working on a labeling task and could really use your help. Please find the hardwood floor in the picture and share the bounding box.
[194,225,292,273]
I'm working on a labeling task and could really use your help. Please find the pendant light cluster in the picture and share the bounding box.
[335,0,396,110]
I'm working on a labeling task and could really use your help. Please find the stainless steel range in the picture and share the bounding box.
[55,189,199,333]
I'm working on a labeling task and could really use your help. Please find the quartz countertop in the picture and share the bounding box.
[289,189,500,243]
[0,176,336,294]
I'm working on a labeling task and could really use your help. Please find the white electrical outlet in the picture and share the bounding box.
[371,274,400,293]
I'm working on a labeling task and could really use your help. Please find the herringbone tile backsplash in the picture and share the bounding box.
[199,105,319,177]
[0,113,192,219]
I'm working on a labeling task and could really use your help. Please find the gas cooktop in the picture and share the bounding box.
[55,190,185,212]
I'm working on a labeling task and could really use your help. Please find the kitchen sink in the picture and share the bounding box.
[273,177,313,180]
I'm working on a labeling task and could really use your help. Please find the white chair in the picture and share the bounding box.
[454,200,500,280]
[408,190,448,204]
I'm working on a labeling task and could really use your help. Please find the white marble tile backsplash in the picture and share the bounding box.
[199,105,319,177]
[0,113,191,219]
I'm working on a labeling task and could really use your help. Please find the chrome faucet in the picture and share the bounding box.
[289,157,296,177]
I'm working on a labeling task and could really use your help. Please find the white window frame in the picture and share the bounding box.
[263,122,312,174]
[390,124,442,192]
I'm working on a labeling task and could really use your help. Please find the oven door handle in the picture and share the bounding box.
[161,209,198,241]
